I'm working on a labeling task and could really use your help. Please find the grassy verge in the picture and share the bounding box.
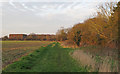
[78,45,118,72]
[60,42,118,72]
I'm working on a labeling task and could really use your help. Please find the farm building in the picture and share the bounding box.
[8,34,56,41]
[25,34,56,41]
[9,34,27,40]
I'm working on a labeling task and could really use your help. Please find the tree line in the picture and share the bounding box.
[56,2,120,48]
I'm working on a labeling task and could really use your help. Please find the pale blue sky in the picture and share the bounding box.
[1,0,119,37]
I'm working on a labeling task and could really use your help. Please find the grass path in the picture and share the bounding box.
[3,42,89,72]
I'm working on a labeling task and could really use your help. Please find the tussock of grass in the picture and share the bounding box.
[74,45,118,72]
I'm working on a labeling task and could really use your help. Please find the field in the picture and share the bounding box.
[2,41,118,72]
[2,41,52,68]
[3,42,89,72]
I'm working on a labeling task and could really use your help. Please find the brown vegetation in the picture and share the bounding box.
[56,2,119,48]
[72,47,118,72]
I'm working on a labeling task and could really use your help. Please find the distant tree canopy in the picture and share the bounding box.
[25,34,56,41]
[2,36,8,40]
[56,28,68,41]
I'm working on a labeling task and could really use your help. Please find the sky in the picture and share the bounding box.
[0,0,119,37]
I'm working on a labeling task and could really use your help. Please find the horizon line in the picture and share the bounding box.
[1,33,56,38]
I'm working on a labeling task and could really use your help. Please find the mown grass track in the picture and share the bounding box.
[3,42,89,72]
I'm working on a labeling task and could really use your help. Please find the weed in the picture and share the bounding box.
[95,55,102,63]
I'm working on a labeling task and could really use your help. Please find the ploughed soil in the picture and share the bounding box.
[2,41,52,68]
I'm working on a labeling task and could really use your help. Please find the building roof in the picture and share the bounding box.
[9,34,27,35]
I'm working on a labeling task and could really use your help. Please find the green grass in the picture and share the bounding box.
[94,55,102,63]
[3,42,89,72]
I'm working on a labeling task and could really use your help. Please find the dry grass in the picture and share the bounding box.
[72,50,96,72]
[60,41,118,72]
[58,41,79,48]
[73,46,118,72]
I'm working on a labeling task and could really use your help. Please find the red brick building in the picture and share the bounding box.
[8,34,56,41]
[9,34,27,40]
[25,34,55,41]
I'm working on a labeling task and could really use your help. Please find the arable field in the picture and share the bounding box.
[2,41,52,68]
